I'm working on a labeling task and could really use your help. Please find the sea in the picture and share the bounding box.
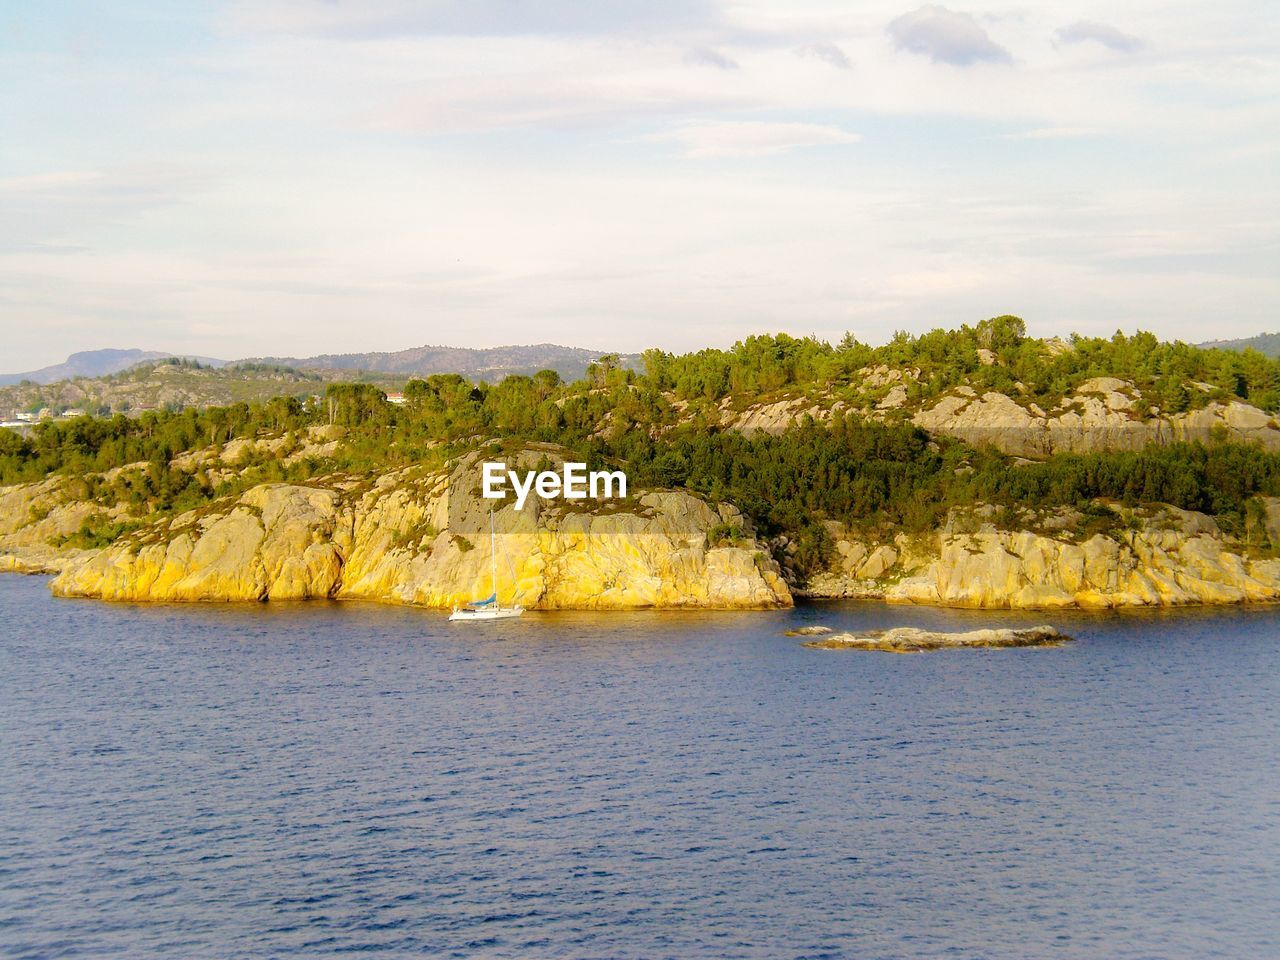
[1,574,1277,959]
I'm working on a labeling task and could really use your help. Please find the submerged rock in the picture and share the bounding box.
[802,625,1068,653]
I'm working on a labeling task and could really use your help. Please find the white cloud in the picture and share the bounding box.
[0,171,103,193]
[642,120,860,157]
[1001,126,1099,140]
[0,165,213,254]
[2,1,1278,369]
[794,42,851,69]
[685,47,740,70]
[1056,21,1142,53]
[886,5,1011,65]
[223,0,722,38]
[349,40,754,134]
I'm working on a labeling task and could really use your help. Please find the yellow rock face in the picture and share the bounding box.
[49,473,792,610]
[17,454,1280,612]
[804,507,1280,610]
[0,475,130,574]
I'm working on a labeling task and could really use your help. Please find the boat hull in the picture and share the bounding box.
[448,606,525,622]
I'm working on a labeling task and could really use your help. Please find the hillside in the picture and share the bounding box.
[0,359,332,420]
[0,349,227,387]
[250,343,639,381]
[0,344,637,419]
[10,316,1280,610]
[1199,333,1280,358]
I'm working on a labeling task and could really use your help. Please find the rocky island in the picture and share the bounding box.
[7,320,1280,612]
[801,625,1070,653]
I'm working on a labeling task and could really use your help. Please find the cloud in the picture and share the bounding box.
[1056,21,1142,53]
[887,5,1011,66]
[0,166,213,254]
[1001,126,1100,140]
[643,120,860,158]
[794,43,851,70]
[7,0,1277,371]
[225,0,722,39]
[362,61,749,136]
[685,47,739,70]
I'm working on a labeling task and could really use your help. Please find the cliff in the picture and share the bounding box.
[802,503,1280,609]
[11,447,1280,612]
[12,467,1280,611]
[46,464,791,609]
[0,475,124,574]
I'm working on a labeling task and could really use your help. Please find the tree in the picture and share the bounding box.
[532,369,562,397]
[975,315,1026,352]
[324,383,388,427]
[589,354,620,387]
[1159,376,1189,414]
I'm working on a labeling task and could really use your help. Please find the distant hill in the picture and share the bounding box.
[252,343,639,382]
[1199,333,1280,358]
[0,343,639,417]
[1,343,635,391]
[0,349,227,386]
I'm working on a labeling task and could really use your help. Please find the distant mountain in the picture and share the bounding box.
[0,349,227,386]
[1199,333,1280,358]
[250,343,639,382]
[1,343,634,391]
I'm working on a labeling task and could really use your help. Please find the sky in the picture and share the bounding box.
[1,1,1277,369]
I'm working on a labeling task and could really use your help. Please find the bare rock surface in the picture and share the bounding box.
[784,625,833,636]
[803,501,1280,609]
[913,380,1280,457]
[0,476,124,574]
[803,625,1068,653]
[47,457,792,610]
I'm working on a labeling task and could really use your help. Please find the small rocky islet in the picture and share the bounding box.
[791,624,1070,653]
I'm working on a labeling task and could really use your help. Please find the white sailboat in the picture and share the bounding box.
[448,509,525,621]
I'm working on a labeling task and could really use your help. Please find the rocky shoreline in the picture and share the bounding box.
[7,469,1280,612]
[16,466,791,610]
[792,501,1280,610]
[8,443,1280,612]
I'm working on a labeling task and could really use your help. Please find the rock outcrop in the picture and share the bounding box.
[49,467,792,609]
[722,397,846,436]
[802,625,1067,652]
[805,503,1280,609]
[705,374,1280,458]
[913,379,1280,457]
[0,476,124,574]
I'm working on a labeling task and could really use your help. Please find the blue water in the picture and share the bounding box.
[1,575,1278,959]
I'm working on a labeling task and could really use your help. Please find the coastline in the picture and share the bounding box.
[12,563,1280,626]
[9,473,1280,612]
[10,540,1280,612]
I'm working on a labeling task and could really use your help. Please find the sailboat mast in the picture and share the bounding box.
[490,508,498,604]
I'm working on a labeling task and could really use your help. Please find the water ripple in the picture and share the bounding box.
[1,578,1277,958]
